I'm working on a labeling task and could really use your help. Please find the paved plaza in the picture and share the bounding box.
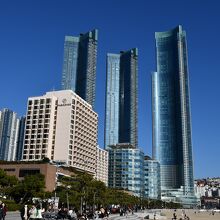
[4,212,20,220]
[162,209,220,220]
[109,214,142,220]
[110,210,220,220]
[4,209,220,220]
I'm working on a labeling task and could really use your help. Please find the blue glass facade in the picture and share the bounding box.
[104,54,120,148]
[61,36,79,92]
[144,156,161,199]
[119,49,138,147]
[0,109,19,161]
[108,144,144,197]
[61,29,98,108]
[104,49,138,149]
[152,26,194,196]
[16,116,26,161]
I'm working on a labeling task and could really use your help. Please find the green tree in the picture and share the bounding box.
[9,173,46,203]
[0,168,18,196]
[56,172,108,209]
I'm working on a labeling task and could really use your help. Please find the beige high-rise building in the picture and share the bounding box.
[23,90,98,175]
[96,146,108,186]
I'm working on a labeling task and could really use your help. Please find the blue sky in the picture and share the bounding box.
[0,0,219,178]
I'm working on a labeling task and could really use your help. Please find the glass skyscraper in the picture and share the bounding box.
[104,49,138,149]
[16,116,26,161]
[0,109,20,161]
[61,36,79,92]
[61,29,98,108]
[105,54,120,148]
[152,25,195,204]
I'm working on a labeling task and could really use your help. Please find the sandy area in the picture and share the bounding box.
[161,209,220,220]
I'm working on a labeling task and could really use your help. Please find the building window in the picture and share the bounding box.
[19,169,40,177]
[4,168,16,172]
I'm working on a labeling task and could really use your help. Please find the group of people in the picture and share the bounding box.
[172,210,190,220]
[0,201,7,220]
[20,204,78,220]
[20,204,44,220]
[56,206,77,219]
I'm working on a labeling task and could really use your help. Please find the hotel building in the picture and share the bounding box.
[22,90,98,175]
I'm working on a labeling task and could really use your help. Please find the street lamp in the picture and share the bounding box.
[53,163,59,210]
[66,185,71,210]
[80,158,88,215]
[93,191,97,214]
[53,160,66,209]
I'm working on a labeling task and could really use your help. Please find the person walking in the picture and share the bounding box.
[58,206,67,219]
[172,212,177,220]
[0,203,3,220]
[1,203,7,220]
[29,204,37,220]
[20,205,30,220]
[35,204,44,220]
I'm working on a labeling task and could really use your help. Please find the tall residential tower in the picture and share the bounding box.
[104,49,138,149]
[0,109,20,161]
[61,29,98,108]
[152,26,196,205]
[16,116,26,160]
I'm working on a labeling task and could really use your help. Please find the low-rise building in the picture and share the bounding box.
[144,156,161,200]
[96,146,108,186]
[0,162,75,192]
[194,178,220,200]
[108,143,144,197]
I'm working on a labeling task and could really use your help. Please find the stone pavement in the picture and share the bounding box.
[6,212,144,220]
[5,211,158,220]
[5,212,141,220]
[8,209,220,220]
[5,211,21,220]
[163,209,220,220]
[109,213,142,220]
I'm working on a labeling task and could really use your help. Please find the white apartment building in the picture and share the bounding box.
[23,90,98,174]
[194,183,206,198]
[96,146,108,186]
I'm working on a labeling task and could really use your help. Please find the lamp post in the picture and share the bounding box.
[54,163,58,199]
[147,196,149,209]
[53,160,65,210]
[80,196,83,215]
[53,163,59,210]
[65,185,71,210]
[80,158,88,215]
[93,191,97,215]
